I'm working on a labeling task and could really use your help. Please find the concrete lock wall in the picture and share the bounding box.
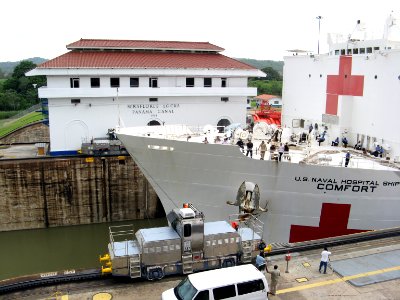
[0,156,162,231]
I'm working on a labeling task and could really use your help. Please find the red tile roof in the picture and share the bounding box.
[67,39,224,52]
[38,51,256,70]
[255,94,281,101]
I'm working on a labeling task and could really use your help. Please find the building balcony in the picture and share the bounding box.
[38,87,257,99]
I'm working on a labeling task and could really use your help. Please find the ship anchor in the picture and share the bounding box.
[227,181,269,217]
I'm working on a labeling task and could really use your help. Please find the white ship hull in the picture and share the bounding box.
[117,131,400,243]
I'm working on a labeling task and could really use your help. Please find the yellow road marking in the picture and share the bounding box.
[277,265,400,294]
[295,277,308,283]
[302,262,311,267]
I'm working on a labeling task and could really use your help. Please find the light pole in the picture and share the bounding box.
[316,16,322,55]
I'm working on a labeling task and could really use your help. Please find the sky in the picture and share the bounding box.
[1,0,399,62]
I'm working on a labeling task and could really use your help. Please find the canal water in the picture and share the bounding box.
[0,218,167,281]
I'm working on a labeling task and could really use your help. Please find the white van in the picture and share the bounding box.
[161,264,269,300]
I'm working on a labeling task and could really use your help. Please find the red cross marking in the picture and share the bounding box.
[325,56,364,115]
[289,203,368,243]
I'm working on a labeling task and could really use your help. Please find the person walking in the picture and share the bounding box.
[258,141,267,160]
[266,264,280,296]
[246,140,253,158]
[319,247,332,274]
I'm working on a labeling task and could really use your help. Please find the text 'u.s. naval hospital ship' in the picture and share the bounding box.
[117,14,400,244]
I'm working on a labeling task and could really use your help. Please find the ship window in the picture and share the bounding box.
[91,78,100,88]
[149,77,158,88]
[221,97,229,102]
[169,245,174,251]
[204,77,212,87]
[186,78,195,87]
[374,47,380,51]
[71,99,80,105]
[353,48,359,54]
[110,77,120,87]
[130,77,139,87]
[149,98,158,102]
[341,49,345,55]
[347,49,352,54]
[335,50,339,55]
[367,47,372,53]
[360,48,366,54]
[70,78,80,88]
[183,224,191,237]
[221,78,227,87]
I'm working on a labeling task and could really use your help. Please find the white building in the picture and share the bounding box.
[27,39,264,155]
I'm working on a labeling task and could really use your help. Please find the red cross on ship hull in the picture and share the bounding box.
[326,56,364,115]
[289,203,369,243]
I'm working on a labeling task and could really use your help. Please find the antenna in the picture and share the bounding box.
[316,16,322,55]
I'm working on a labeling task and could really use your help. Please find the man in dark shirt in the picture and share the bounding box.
[246,140,253,158]
[236,138,244,152]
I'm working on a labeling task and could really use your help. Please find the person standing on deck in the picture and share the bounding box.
[246,140,254,158]
[258,141,267,160]
[278,143,284,161]
[345,151,351,167]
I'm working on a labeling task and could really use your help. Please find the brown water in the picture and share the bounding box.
[0,218,167,281]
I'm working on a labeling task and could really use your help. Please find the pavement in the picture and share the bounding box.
[5,236,400,300]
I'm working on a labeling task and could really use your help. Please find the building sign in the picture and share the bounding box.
[127,103,180,118]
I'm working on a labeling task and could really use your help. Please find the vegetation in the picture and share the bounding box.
[0,57,46,77]
[0,60,46,111]
[248,66,283,96]
[0,111,44,138]
[237,58,283,74]
[0,111,19,120]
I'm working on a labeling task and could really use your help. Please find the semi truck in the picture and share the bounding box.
[99,203,265,280]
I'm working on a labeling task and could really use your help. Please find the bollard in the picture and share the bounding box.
[285,252,291,273]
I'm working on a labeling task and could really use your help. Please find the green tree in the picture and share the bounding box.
[261,67,282,81]
[249,80,283,96]
[1,60,46,111]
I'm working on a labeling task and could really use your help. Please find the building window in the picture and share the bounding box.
[130,77,139,87]
[186,78,195,87]
[90,78,100,88]
[149,78,158,88]
[334,50,339,55]
[221,78,227,87]
[71,99,80,105]
[110,78,120,87]
[204,78,212,87]
[221,97,229,102]
[70,78,80,88]
[149,98,158,102]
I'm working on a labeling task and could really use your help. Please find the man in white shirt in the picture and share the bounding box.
[319,247,332,274]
